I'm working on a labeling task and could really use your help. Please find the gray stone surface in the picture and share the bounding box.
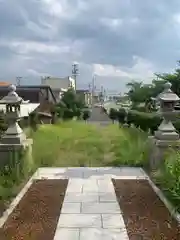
[97,179,115,193]
[80,228,129,240]
[64,192,99,203]
[99,193,117,202]
[81,202,120,214]
[36,167,146,180]
[102,214,126,229]
[57,214,102,228]
[54,228,80,240]
[61,203,81,213]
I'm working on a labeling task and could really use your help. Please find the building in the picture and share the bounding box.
[76,89,91,106]
[41,76,76,102]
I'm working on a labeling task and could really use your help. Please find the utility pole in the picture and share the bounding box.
[72,63,79,92]
[92,74,96,106]
[16,77,22,86]
[100,85,103,103]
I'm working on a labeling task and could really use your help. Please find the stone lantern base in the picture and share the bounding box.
[0,138,33,170]
[148,136,180,171]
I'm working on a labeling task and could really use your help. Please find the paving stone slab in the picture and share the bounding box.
[54,228,80,240]
[102,214,126,229]
[61,203,81,213]
[81,202,121,214]
[37,167,67,175]
[97,180,115,193]
[99,193,117,202]
[64,192,99,203]
[80,228,129,240]
[57,214,102,228]
[66,180,83,193]
[82,181,99,192]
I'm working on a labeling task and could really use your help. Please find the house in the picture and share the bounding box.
[41,76,76,102]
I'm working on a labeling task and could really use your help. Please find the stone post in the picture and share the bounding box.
[0,84,33,169]
[149,82,180,170]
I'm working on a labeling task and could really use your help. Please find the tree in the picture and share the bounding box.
[126,62,180,111]
[155,69,180,97]
[55,89,88,120]
[126,81,152,105]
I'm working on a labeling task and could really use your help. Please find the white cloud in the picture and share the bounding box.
[41,0,64,16]
[100,18,123,30]
[93,56,154,81]
[8,41,71,55]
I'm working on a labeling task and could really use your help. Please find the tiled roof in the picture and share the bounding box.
[0,82,10,86]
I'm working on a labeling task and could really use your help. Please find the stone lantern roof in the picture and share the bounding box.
[157,82,179,102]
[0,84,29,104]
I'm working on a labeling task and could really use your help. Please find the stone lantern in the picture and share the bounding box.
[155,82,180,141]
[0,84,29,144]
[149,82,180,170]
[0,84,33,168]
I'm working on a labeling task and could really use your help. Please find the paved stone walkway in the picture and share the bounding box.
[36,167,147,240]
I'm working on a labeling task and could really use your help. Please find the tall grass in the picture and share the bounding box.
[109,125,150,167]
[153,150,180,212]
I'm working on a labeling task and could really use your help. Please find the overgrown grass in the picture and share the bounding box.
[31,121,149,168]
[153,149,180,212]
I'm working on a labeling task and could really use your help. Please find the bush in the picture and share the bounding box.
[126,110,180,134]
[109,108,118,123]
[116,108,126,125]
[63,108,74,120]
[82,109,91,121]
[125,110,158,133]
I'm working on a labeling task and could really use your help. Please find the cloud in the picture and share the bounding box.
[0,0,180,92]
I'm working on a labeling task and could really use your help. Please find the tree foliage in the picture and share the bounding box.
[126,62,180,107]
[55,89,90,120]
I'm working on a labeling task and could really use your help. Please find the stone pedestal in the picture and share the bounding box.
[0,138,33,170]
[149,136,180,171]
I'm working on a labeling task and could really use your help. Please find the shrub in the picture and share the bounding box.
[125,110,180,134]
[82,108,91,121]
[63,108,74,120]
[116,108,126,125]
[109,108,118,123]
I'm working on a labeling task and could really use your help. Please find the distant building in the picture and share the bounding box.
[41,76,76,102]
[76,89,91,106]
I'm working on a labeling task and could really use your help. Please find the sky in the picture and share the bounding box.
[0,0,180,93]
